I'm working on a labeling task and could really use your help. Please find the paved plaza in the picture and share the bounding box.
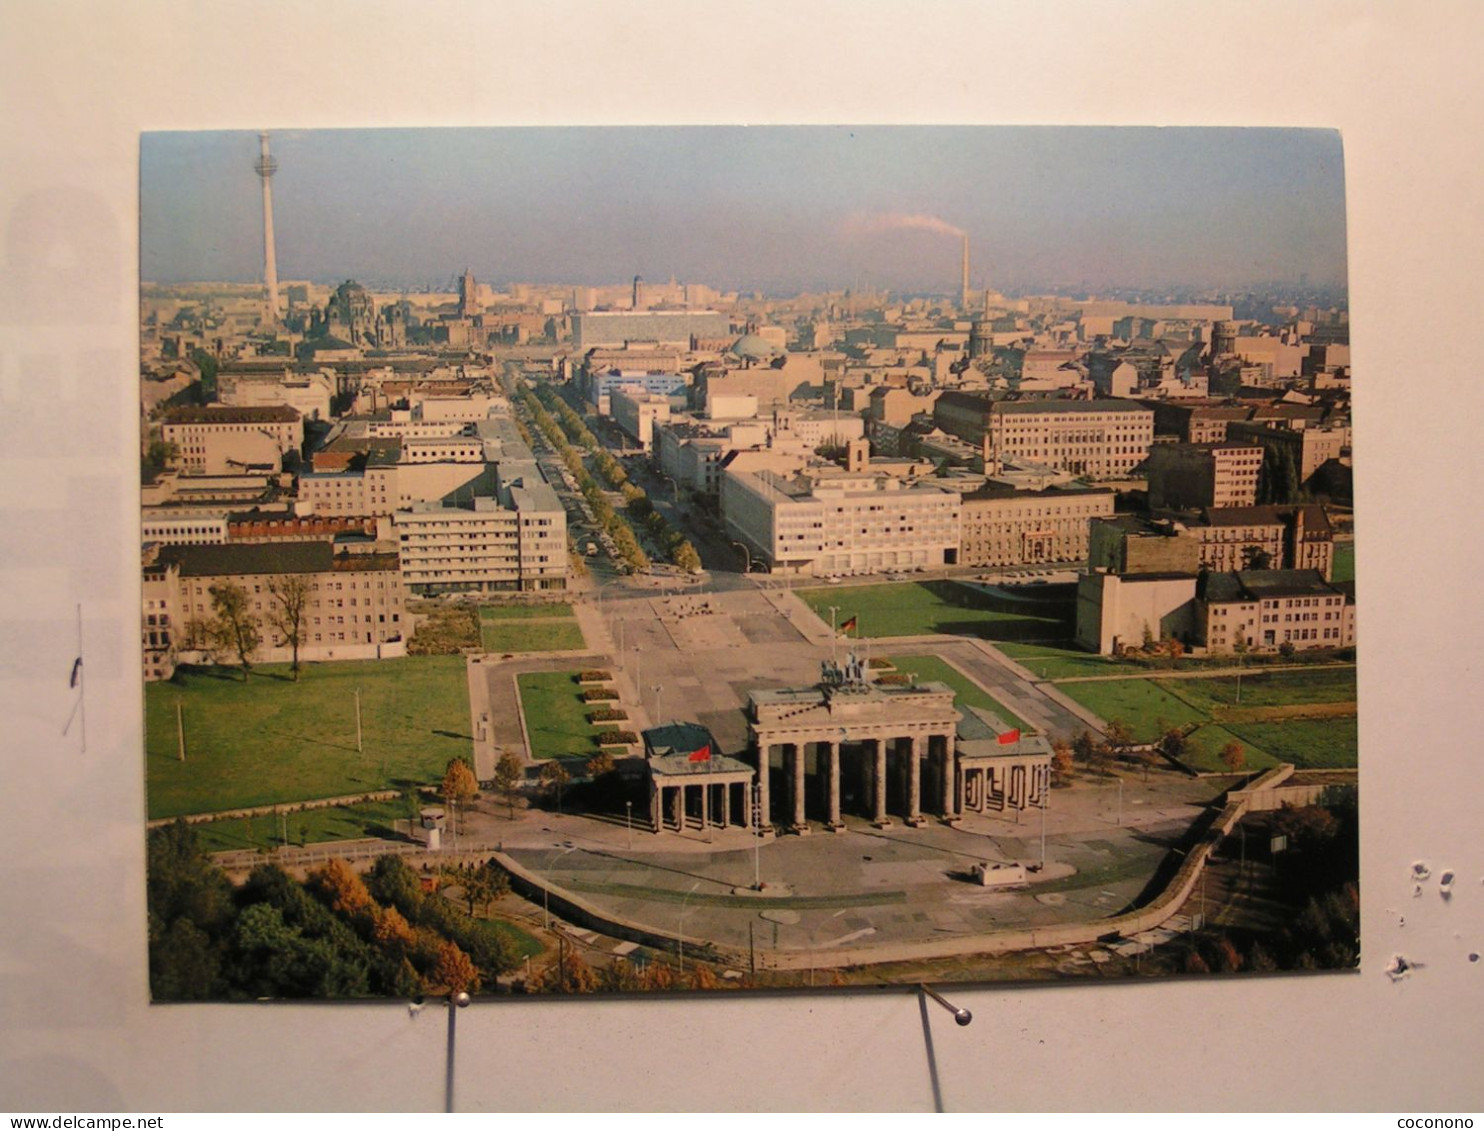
[457,569,1241,973]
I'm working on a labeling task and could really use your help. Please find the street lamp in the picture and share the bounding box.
[652,684,664,725]
[542,843,578,930]
[677,880,701,973]
[730,540,751,576]
[625,800,633,849]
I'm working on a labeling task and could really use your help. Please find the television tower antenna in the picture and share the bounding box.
[255,132,281,327]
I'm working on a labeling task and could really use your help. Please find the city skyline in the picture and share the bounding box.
[141,126,1348,297]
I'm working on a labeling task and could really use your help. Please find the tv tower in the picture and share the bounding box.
[254,132,280,326]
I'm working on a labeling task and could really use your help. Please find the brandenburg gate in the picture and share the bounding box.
[747,653,962,834]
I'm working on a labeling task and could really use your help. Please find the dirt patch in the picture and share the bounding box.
[1212,701,1357,723]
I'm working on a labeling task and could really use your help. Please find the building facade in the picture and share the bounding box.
[1198,569,1356,654]
[1146,442,1264,510]
[144,540,406,680]
[161,405,303,476]
[958,484,1116,567]
[722,467,960,576]
[934,395,1154,478]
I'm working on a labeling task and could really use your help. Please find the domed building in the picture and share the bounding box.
[727,331,786,368]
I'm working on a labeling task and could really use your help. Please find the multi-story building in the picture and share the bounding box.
[1086,515,1202,575]
[571,310,729,351]
[610,388,673,449]
[142,540,406,680]
[958,484,1115,567]
[161,405,303,475]
[934,395,1154,478]
[393,469,566,594]
[1145,399,1257,444]
[1198,569,1355,654]
[1189,504,1334,578]
[1227,421,1348,485]
[217,370,334,422]
[1146,442,1264,510]
[721,467,960,576]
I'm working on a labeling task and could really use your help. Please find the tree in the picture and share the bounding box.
[1154,725,1189,778]
[1050,740,1076,787]
[673,541,702,574]
[494,752,524,820]
[539,760,571,813]
[309,858,376,926]
[442,758,478,833]
[1240,546,1273,571]
[265,574,312,680]
[1102,719,1135,771]
[207,581,261,680]
[429,939,481,995]
[585,750,615,780]
[1219,740,1246,773]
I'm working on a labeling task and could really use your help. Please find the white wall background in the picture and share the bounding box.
[2,0,1481,1113]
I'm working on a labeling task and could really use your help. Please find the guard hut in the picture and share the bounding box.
[748,652,962,834]
[955,705,1052,815]
[642,722,757,835]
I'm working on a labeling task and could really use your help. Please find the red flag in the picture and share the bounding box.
[997,728,1021,746]
[688,743,711,762]
[839,615,857,634]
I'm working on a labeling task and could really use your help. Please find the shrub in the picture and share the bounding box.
[595,730,639,746]
[587,708,628,723]
[576,669,612,683]
[581,688,620,702]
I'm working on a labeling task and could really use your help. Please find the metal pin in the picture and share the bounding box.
[919,983,973,1026]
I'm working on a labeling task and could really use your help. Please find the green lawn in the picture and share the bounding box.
[145,657,473,819]
[1051,671,1356,770]
[1180,724,1280,773]
[190,797,418,852]
[993,641,1145,680]
[1155,667,1357,714]
[796,581,1069,642]
[517,670,601,760]
[1221,717,1359,769]
[888,654,1033,734]
[1332,541,1355,584]
[479,602,575,621]
[480,618,586,653]
[1051,678,1208,743]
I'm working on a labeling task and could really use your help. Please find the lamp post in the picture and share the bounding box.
[542,843,577,931]
[625,800,633,849]
[1039,782,1048,871]
[652,684,664,725]
[730,540,751,576]
[677,880,701,973]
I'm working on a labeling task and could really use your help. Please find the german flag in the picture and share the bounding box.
[839,615,857,634]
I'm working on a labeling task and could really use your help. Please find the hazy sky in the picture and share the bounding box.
[140,126,1348,295]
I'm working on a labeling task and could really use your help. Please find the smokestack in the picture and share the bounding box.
[961,234,970,310]
[632,275,644,310]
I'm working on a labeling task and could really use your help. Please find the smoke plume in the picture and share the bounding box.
[845,212,965,238]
